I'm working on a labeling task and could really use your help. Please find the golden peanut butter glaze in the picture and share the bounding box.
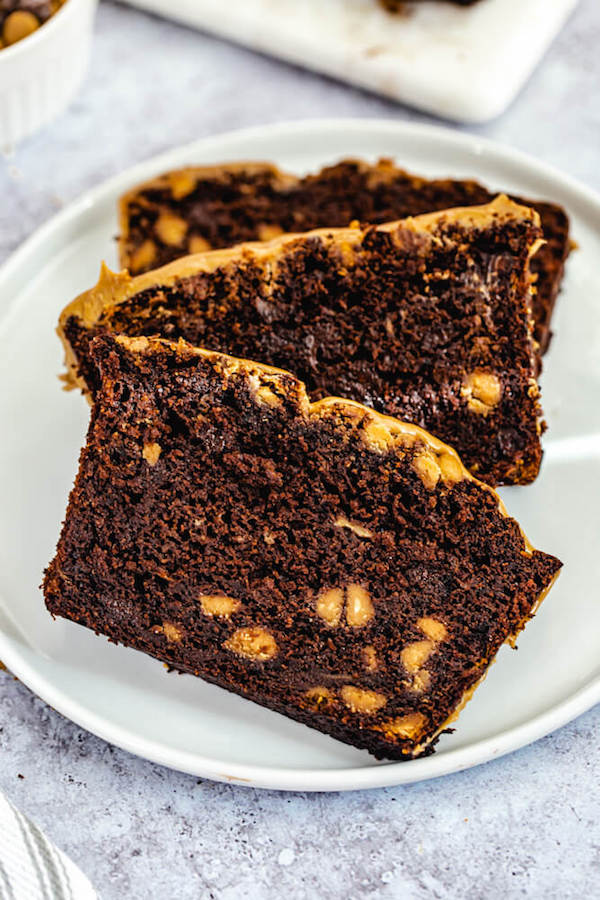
[110,333,555,754]
[62,194,541,333]
[59,196,543,412]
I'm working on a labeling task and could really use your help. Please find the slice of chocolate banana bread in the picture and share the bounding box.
[118,159,570,355]
[61,197,545,486]
[43,334,561,761]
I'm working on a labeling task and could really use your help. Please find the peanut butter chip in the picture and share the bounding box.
[316,584,374,627]
[468,398,491,416]
[438,453,463,485]
[316,588,344,627]
[305,686,334,708]
[224,627,278,661]
[142,442,161,465]
[401,640,434,674]
[340,686,387,714]
[3,11,39,46]
[169,170,197,200]
[362,645,378,672]
[247,374,282,408]
[364,418,393,451]
[337,237,360,266]
[411,670,431,693]
[381,712,426,740]
[413,453,441,491]
[155,210,188,246]
[124,336,151,353]
[334,516,374,539]
[462,371,502,415]
[345,584,375,627]
[258,224,284,241]
[256,384,281,407]
[188,234,212,254]
[417,617,447,642]
[200,594,241,617]
[161,622,183,643]
[129,239,156,272]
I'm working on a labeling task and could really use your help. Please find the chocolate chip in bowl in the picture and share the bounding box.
[0,0,96,145]
[0,1,66,49]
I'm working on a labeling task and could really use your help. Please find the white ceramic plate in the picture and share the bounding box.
[1,120,598,792]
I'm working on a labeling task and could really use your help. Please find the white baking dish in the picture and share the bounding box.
[0,0,97,147]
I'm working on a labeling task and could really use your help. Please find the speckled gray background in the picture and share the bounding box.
[1,1,599,897]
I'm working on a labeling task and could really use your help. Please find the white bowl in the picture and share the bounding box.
[0,0,97,147]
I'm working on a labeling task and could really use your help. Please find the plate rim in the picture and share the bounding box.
[1,116,599,792]
[1,637,599,792]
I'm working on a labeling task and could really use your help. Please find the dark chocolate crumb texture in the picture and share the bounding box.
[118,159,570,355]
[61,197,545,486]
[44,335,562,760]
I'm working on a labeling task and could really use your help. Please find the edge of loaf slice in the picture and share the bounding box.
[118,157,570,355]
[59,196,546,486]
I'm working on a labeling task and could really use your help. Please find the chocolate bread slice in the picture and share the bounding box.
[118,159,570,354]
[43,334,561,761]
[61,197,545,486]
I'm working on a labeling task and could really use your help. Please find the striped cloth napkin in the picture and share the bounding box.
[0,792,97,900]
